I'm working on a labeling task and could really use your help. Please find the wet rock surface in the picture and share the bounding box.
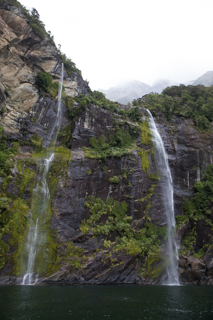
[0,3,213,286]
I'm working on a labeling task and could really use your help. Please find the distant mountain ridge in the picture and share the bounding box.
[100,80,151,105]
[193,71,213,86]
[99,71,213,104]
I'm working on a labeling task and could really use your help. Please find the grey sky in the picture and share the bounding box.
[21,0,213,90]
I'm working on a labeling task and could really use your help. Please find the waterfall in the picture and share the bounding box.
[22,64,64,285]
[146,109,179,285]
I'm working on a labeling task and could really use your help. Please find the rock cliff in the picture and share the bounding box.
[0,1,89,139]
[0,1,213,285]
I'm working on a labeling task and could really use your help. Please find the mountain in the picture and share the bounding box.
[193,71,213,86]
[100,72,213,105]
[149,79,179,94]
[100,79,179,104]
[100,80,151,105]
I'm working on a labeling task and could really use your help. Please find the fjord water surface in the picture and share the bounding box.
[0,285,213,320]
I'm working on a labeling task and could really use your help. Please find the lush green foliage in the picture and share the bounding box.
[0,195,29,271]
[85,119,139,161]
[49,82,59,99]
[118,106,142,122]
[35,71,53,92]
[109,176,120,184]
[177,164,213,255]
[89,91,118,113]
[0,127,19,176]
[80,196,167,257]
[183,165,213,220]
[58,124,72,149]
[59,53,82,77]
[30,133,43,152]
[133,85,213,130]
[0,1,46,39]
[35,72,63,99]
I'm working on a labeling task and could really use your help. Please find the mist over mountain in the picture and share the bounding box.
[100,80,151,105]
[193,71,213,86]
[150,79,179,94]
[99,79,179,104]
[99,71,213,104]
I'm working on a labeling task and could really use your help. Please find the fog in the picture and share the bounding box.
[21,0,213,89]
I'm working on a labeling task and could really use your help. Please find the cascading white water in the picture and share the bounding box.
[22,64,64,285]
[146,109,179,285]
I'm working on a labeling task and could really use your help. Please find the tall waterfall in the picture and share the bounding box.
[146,109,179,285]
[22,64,64,285]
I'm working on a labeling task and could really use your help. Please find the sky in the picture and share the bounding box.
[20,0,213,90]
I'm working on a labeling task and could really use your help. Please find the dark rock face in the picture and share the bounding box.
[39,107,213,285]
[154,116,213,216]
[1,3,213,286]
[179,255,206,283]
[2,100,213,284]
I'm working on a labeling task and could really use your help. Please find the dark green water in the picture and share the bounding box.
[0,285,213,320]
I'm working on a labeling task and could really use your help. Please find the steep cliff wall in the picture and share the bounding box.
[0,1,89,139]
[0,1,213,285]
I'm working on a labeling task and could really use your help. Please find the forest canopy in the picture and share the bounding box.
[133,84,213,131]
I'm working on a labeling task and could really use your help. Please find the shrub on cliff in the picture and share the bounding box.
[59,53,82,77]
[109,176,120,184]
[0,152,12,175]
[0,127,18,176]
[178,164,213,257]
[127,106,142,122]
[35,71,53,92]
[1,1,46,39]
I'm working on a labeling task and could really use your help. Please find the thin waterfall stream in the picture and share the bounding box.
[146,109,179,285]
[22,64,64,285]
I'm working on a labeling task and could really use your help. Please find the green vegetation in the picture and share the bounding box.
[16,160,37,197]
[64,92,120,120]
[109,176,120,184]
[138,149,150,175]
[59,52,82,77]
[30,133,43,152]
[121,168,127,178]
[83,118,140,161]
[136,185,156,204]
[47,146,72,196]
[89,91,118,113]
[144,251,166,279]
[58,124,72,149]
[177,164,213,255]
[0,1,46,39]
[35,71,62,99]
[183,164,213,222]
[133,85,213,131]
[0,0,82,77]
[14,146,72,276]
[64,94,88,120]
[0,127,18,177]
[0,136,73,274]
[80,196,167,261]
[51,241,87,273]
[118,106,142,123]
[0,196,29,271]
[141,119,153,146]
[87,168,92,175]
